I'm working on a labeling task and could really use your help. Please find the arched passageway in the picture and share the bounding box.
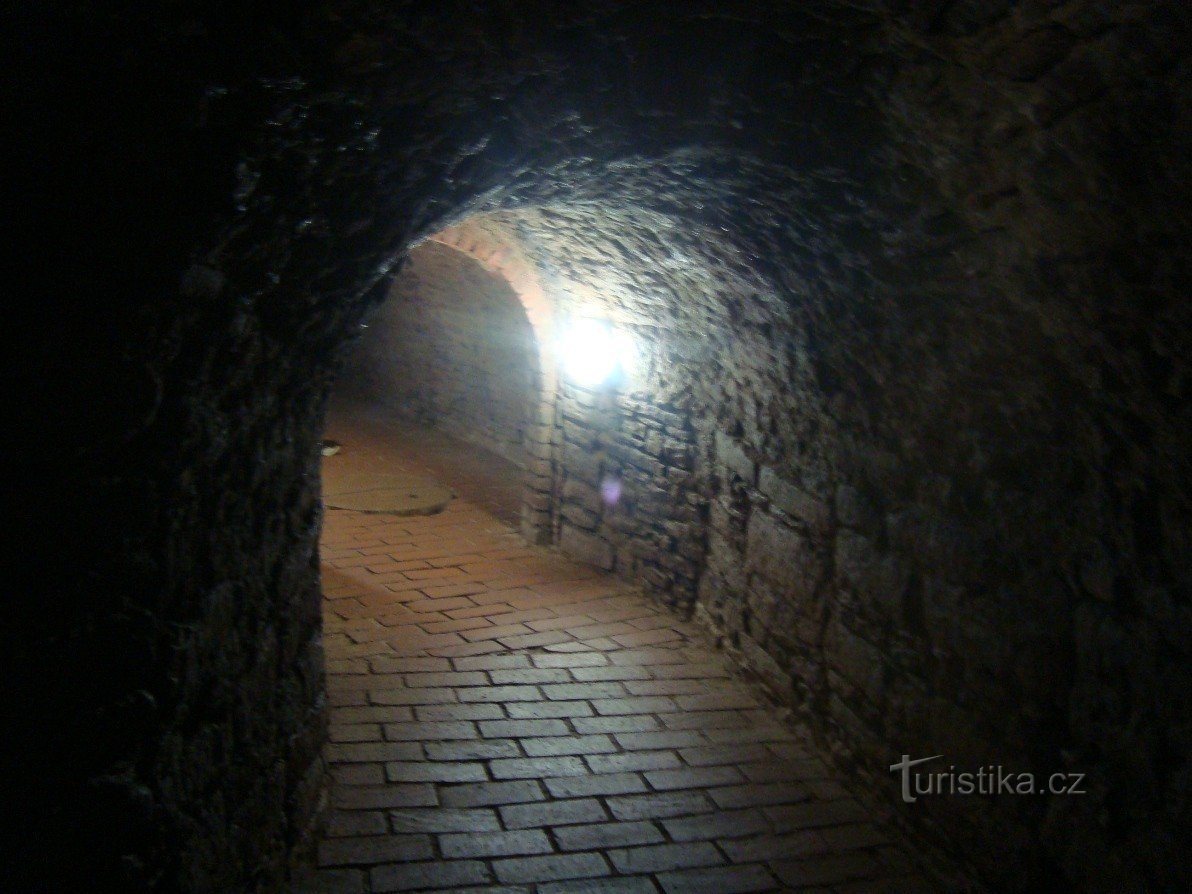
[335,239,542,471]
[15,2,1189,893]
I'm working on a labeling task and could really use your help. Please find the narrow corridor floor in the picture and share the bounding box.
[300,422,940,894]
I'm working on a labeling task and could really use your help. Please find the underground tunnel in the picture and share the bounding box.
[10,1,1189,893]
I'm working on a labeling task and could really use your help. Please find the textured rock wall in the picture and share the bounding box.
[340,240,539,467]
[14,1,1188,891]
[552,380,706,608]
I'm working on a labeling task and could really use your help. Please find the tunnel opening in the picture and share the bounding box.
[326,236,546,529]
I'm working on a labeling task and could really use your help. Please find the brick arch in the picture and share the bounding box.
[428,223,555,376]
[426,222,559,543]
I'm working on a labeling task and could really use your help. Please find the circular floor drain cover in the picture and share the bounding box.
[323,470,454,515]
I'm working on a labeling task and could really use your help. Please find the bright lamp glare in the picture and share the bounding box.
[557,319,635,387]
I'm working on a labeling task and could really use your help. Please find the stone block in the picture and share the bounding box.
[745,511,821,597]
[758,466,830,529]
[560,524,615,570]
[563,446,603,486]
[563,478,603,513]
[714,430,756,483]
[823,619,885,708]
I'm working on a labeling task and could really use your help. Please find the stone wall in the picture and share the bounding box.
[340,240,540,468]
[552,380,706,609]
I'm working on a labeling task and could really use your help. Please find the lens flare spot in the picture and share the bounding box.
[601,475,623,506]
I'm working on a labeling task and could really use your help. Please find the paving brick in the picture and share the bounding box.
[661,808,773,842]
[479,718,570,738]
[702,723,798,745]
[608,649,687,667]
[500,630,574,649]
[333,784,438,809]
[657,864,777,894]
[677,743,772,766]
[571,714,662,735]
[458,684,543,703]
[614,730,707,751]
[554,820,665,851]
[330,724,383,743]
[607,841,722,873]
[326,810,388,837]
[490,756,590,780]
[493,852,611,885]
[440,829,554,858]
[371,687,458,706]
[403,595,475,613]
[327,742,422,763]
[383,720,477,741]
[526,613,598,632]
[370,859,490,892]
[522,735,618,757]
[331,706,415,724]
[318,834,433,866]
[565,621,639,639]
[425,640,507,658]
[585,751,681,774]
[419,616,492,635]
[440,780,545,808]
[568,665,651,682]
[414,702,505,721]
[454,653,532,671]
[447,602,518,620]
[389,807,501,833]
[385,761,487,783]
[403,671,487,687]
[541,681,628,700]
[425,739,522,761]
[331,764,387,786]
[544,772,649,799]
[659,710,748,730]
[611,628,685,648]
[470,588,539,607]
[623,679,708,696]
[606,791,714,821]
[591,696,677,715]
[488,667,572,685]
[531,652,610,668]
[553,640,610,652]
[462,622,534,642]
[505,699,595,719]
[674,690,760,711]
[644,765,744,791]
[500,797,609,829]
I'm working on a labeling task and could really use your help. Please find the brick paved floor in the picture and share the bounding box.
[297,409,941,893]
